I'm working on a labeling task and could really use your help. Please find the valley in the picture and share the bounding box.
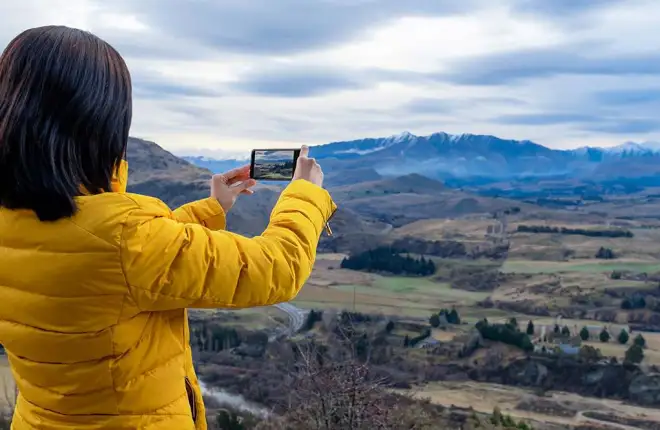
[155,136,660,428]
[4,134,660,429]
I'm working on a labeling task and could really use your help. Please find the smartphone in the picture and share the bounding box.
[250,149,300,181]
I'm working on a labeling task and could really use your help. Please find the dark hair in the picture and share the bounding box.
[0,26,132,221]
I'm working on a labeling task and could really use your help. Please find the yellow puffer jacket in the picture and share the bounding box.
[0,160,336,429]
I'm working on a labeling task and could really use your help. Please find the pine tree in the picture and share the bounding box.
[599,328,610,343]
[580,326,590,341]
[448,308,460,325]
[526,320,535,335]
[618,329,629,345]
[634,334,646,348]
[561,326,571,336]
[429,313,440,328]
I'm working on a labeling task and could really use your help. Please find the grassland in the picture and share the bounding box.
[401,380,660,428]
[293,254,489,318]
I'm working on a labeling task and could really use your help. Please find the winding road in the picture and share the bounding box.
[273,302,308,334]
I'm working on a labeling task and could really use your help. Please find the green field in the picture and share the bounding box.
[501,259,660,274]
[294,273,490,318]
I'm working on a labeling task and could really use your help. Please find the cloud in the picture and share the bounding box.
[108,0,478,57]
[439,46,660,86]
[586,119,660,134]
[403,96,526,115]
[494,113,602,126]
[234,68,367,97]
[511,0,620,18]
[132,79,223,100]
[593,89,660,106]
[3,0,660,152]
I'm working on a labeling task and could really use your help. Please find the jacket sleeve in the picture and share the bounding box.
[120,180,336,311]
[172,197,227,230]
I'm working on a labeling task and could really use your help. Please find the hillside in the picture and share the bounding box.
[127,138,530,246]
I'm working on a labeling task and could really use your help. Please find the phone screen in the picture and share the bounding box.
[250,149,299,181]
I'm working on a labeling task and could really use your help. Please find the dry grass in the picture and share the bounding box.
[401,380,660,428]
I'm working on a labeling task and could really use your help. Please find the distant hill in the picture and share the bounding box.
[183,131,660,186]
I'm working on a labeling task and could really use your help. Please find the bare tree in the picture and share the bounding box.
[255,317,437,430]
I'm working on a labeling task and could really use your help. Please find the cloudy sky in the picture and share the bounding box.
[1,0,659,156]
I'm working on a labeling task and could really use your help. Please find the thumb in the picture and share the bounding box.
[232,179,257,195]
[300,145,309,158]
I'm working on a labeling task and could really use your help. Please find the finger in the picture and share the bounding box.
[300,145,309,158]
[232,179,257,195]
[223,165,250,181]
[240,189,255,195]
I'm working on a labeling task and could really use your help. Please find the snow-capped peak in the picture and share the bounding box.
[388,131,416,143]
[605,141,658,154]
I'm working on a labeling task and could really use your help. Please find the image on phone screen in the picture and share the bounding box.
[250,149,298,181]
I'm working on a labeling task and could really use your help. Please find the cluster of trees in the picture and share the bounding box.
[475,318,534,352]
[595,247,616,259]
[621,294,647,310]
[340,246,436,276]
[429,308,461,327]
[403,328,431,348]
[517,225,634,238]
[577,327,646,363]
[190,325,241,352]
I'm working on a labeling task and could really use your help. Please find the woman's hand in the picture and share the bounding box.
[211,165,257,213]
[293,146,324,188]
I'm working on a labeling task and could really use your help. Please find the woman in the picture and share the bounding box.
[0,26,335,429]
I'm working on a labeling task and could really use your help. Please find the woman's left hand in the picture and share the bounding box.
[211,165,257,213]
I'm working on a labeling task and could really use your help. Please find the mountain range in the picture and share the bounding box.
[126,137,527,251]
[182,132,660,185]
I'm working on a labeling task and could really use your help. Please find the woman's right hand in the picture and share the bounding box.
[293,146,324,188]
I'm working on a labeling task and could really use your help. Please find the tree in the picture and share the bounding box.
[447,308,460,325]
[618,329,629,344]
[385,320,395,333]
[634,334,646,348]
[403,335,410,347]
[621,298,632,310]
[429,314,440,328]
[625,344,644,364]
[595,247,616,259]
[553,324,560,334]
[599,328,610,343]
[561,326,571,336]
[579,326,590,341]
[526,320,534,335]
[507,317,518,330]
